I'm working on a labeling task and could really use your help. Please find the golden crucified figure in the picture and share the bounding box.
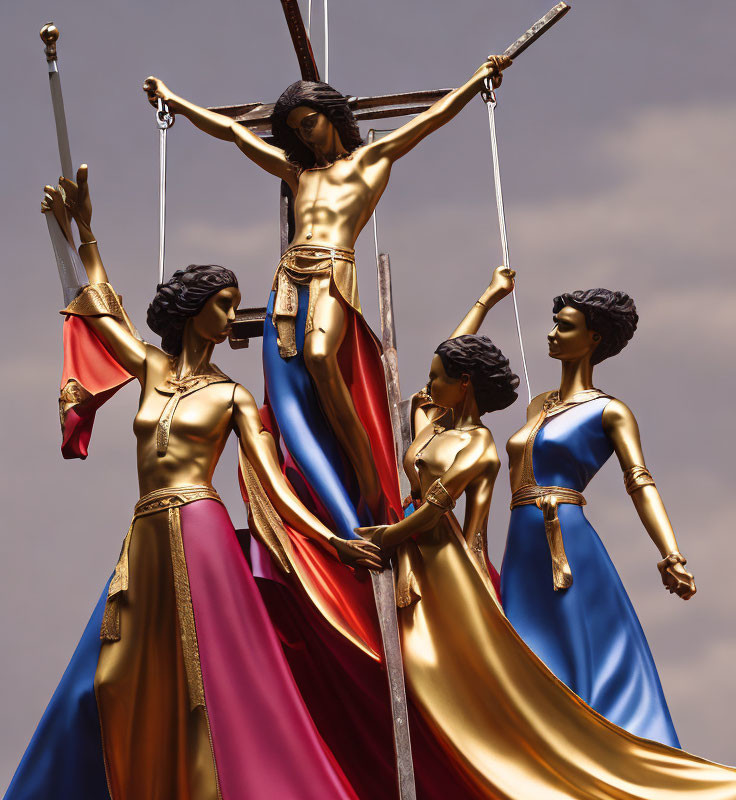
[143,56,509,526]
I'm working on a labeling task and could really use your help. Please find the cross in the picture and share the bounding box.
[221,4,570,798]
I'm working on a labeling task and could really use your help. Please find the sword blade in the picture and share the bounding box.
[503,2,571,61]
[45,213,85,305]
[371,570,416,800]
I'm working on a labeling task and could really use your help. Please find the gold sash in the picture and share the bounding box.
[510,484,585,591]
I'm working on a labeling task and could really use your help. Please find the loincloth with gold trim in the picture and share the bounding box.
[271,244,360,358]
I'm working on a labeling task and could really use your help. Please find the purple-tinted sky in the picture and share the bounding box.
[2,0,735,788]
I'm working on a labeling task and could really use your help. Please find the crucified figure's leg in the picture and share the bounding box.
[303,280,383,515]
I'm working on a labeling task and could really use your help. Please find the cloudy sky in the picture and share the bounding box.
[1,0,735,788]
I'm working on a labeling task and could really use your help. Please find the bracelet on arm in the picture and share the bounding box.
[475,299,489,310]
[424,478,455,512]
[78,239,98,247]
[657,552,687,573]
[623,465,656,495]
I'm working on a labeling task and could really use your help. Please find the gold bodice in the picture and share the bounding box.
[134,375,235,496]
[404,424,481,499]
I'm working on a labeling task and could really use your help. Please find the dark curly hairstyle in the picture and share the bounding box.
[435,334,519,415]
[147,264,238,356]
[271,80,363,169]
[552,288,638,365]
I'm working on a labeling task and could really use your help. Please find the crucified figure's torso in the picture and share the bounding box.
[290,152,390,249]
[143,56,508,519]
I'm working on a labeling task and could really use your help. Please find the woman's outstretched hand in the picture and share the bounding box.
[657,554,696,600]
[331,536,383,571]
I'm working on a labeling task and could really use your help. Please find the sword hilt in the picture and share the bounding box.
[40,22,59,63]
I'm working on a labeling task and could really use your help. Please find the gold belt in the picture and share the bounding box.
[272,244,356,358]
[510,485,585,591]
[100,484,222,709]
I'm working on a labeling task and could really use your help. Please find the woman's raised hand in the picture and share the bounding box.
[41,184,74,245]
[59,164,93,232]
[489,265,516,298]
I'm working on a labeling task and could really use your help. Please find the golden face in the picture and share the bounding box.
[427,353,468,410]
[286,106,335,151]
[191,287,241,345]
[547,305,600,362]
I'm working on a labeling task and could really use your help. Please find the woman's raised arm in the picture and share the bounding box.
[44,165,147,381]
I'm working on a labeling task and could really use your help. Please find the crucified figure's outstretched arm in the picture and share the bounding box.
[143,78,298,190]
[364,55,510,163]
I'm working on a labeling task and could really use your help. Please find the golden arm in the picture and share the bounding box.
[232,386,382,569]
[359,431,496,550]
[142,78,297,188]
[602,399,696,599]
[44,167,147,379]
[367,56,510,163]
[450,266,516,338]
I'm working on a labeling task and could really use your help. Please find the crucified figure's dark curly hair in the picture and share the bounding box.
[271,80,363,169]
[147,264,238,356]
[435,334,519,415]
[552,288,638,365]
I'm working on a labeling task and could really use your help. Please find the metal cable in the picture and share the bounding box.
[485,90,532,404]
[323,0,329,83]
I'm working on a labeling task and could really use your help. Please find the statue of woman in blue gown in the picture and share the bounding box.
[501,288,697,748]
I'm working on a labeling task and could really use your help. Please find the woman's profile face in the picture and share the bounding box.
[191,287,241,345]
[427,354,468,410]
[547,305,598,362]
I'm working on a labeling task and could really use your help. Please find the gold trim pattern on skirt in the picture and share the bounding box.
[100,484,221,712]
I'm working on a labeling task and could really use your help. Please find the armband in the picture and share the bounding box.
[425,479,455,511]
[61,282,124,321]
[623,465,655,495]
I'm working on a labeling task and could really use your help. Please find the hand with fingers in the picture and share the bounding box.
[58,164,93,234]
[489,265,516,298]
[331,536,384,571]
[41,183,74,246]
[474,55,512,91]
[143,77,174,109]
[657,554,697,600]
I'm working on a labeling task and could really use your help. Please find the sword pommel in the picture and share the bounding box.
[40,22,60,62]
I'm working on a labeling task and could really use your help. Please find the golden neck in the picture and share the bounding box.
[175,324,216,379]
[558,358,594,403]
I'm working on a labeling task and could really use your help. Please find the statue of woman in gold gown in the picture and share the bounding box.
[5,165,380,800]
[358,267,736,799]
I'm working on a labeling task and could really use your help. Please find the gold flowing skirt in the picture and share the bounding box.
[400,515,736,799]
[94,487,220,800]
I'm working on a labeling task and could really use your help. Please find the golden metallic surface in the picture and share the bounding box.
[397,414,736,797]
[95,506,220,800]
[239,454,293,575]
[61,281,125,320]
[271,244,359,358]
[58,377,92,431]
[624,464,657,494]
[168,505,206,710]
[424,478,456,511]
[507,303,697,599]
[510,484,584,590]
[142,59,509,513]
